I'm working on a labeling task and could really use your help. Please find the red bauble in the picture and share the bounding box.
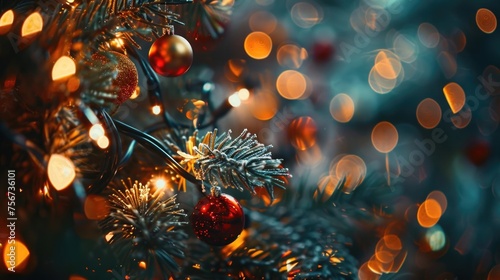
[466,139,491,166]
[311,41,335,63]
[191,190,245,246]
[91,51,138,105]
[148,34,193,77]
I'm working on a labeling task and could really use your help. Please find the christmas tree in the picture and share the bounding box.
[1,0,500,279]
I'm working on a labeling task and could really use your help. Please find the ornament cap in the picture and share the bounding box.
[210,186,221,197]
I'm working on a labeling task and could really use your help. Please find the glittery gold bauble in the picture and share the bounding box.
[91,51,138,105]
[148,34,193,77]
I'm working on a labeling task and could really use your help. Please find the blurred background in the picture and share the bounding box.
[121,0,499,278]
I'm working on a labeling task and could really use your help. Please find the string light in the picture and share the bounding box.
[47,154,76,191]
[97,136,110,149]
[21,12,43,37]
[52,56,76,81]
[228,92,242,107]
[89,124,105,140]
[152,105,161,115]
[0,10,14,34]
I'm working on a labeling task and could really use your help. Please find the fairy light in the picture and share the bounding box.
[89,124,105,140]
[105,232,114,242]
[237,88,250,101]
[152,105,161,115]
[47,154,76,191]
[0,10,14,34]
[3,240,30,271]
[52,56,76,81]
[129,87,140,99]
[154,178,167,190]
[97,136,109,149]
[228,92,242,107]
[21,12,43,37]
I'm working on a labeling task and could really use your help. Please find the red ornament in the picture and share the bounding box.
[466,139,491,166]
[191,188,245,246]
[148,34,193,77]
[91,51,138,105]
[311,41,335,63]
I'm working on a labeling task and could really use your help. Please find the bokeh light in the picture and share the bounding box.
[371,121,399,153]
[237,88,250,101]
[416,98,442,129]
[443,82,466,114]
[276,70,307,99]
[437,51,457,79]
[249,11,277,34]
[89,124,105,140]
[334,154,367,192]
[3,240,30,272]
[0,10,14,34]
[330,93,355,123]
[476,8,497,34]
[450,106,472,129]
[315,175,339,202]
[152,105,161,115]
[417,199,442,228]
[374,51,402,80]
[369,50,404,94]
[393,34,418,63]
[290,2,322,29]
[21,12,43,37]
[276,44,308,69]
[425,226,446,251]
[451,29,467,52]
[288,116,317,150]
[249,90,278,120]
[84,195,110,220]
[418,22,440,48]
[244,31,273,60]
[97,136,110,149]
[47,154,76,191]
[52,56,76,81]
[228,92,242,107]
[225,59,246,82]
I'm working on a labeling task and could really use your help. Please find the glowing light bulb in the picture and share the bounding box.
[21,12,43,37]
[238,88,250,101]
[52,56,76,81]
[154,178,167,190]
[152,105,161,115]
[139,261,147,270]
[105,232,114,242]
[47,154,76,191]
[0,10,14,34]
[97,136,109,149]
[228,93,242,107]
[3,240,30,271]
[89,124,105,140]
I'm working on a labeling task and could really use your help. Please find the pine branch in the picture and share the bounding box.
[99,179,188,278]
[175,129,291,201]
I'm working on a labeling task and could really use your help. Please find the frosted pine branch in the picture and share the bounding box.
[177,129,291,201]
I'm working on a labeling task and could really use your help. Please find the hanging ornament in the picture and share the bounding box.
[148,34,193,77]
[191,187,245,246]
[91,51,138,105]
